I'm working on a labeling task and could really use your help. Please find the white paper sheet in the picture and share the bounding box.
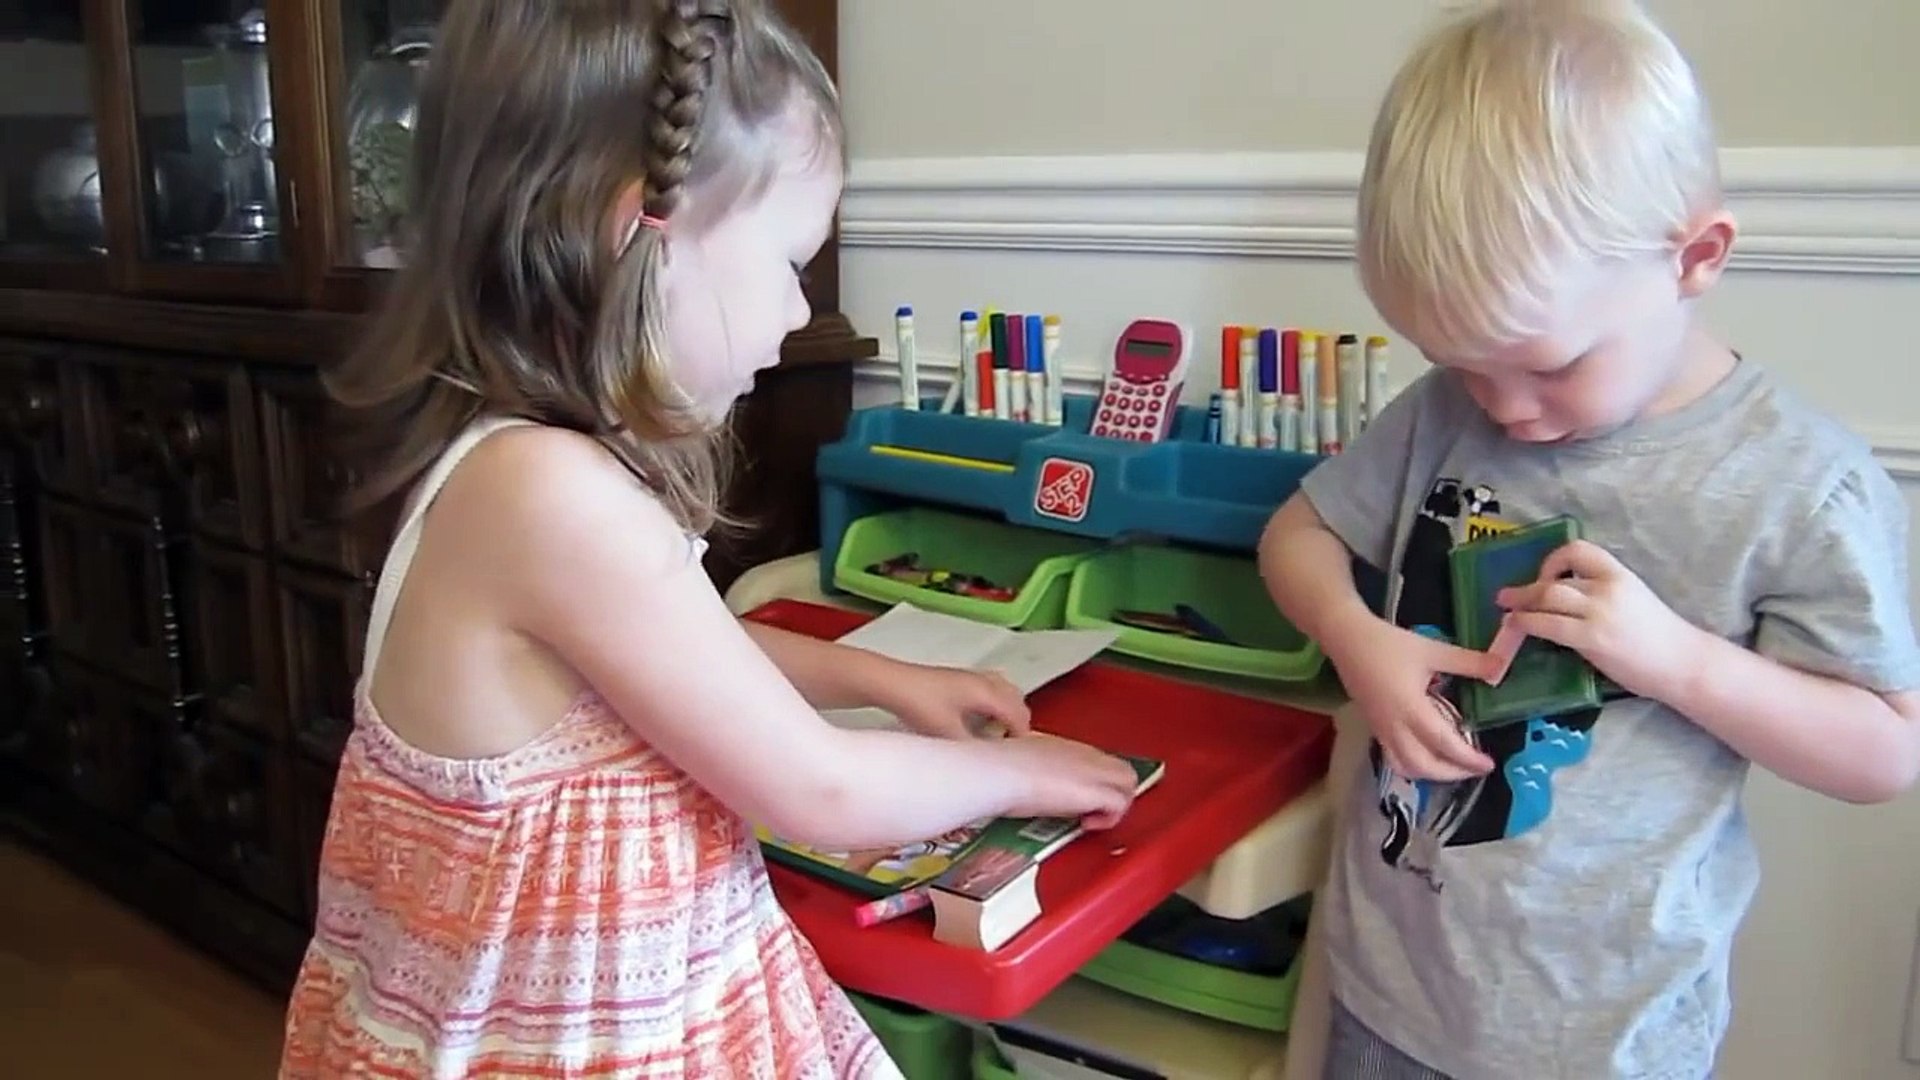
[822,603,1118,731]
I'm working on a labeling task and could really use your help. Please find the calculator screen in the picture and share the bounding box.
[1124,339,1174,357]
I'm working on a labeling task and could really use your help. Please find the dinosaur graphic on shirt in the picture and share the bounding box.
[1370,478,1601,891]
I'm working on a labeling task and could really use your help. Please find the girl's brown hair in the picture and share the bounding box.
[325,0,841,534]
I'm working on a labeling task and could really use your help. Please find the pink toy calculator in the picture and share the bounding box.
[1089,318,1190,442]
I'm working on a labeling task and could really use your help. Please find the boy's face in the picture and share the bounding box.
[1410,258,1690,444]
[1393,215,1734,444]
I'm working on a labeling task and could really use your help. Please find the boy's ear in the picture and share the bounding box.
[1675,209,1736,298]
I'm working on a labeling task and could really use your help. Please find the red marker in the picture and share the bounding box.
[1279,329,1303,451]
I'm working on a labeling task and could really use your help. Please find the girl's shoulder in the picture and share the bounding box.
[436,421,700,577]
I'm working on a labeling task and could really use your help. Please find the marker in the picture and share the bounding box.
[1317,332,1340,453]
[1256,328,1279,449]
[1205,391,1224,443]
[1279,329,1302,452]
[976,350,996,416]
[1024,314,1046,425]
[1007,315,1030,422]
[988,313,1011,420]
[870,444,1016,473]
[1297,331,1319,453]
[853,886,931,928]
[1042,315,1065,426]
[896,306,919,409]
[1218,326,1241,448]
[959,310,981,416]
[1365,335,1391,427]
[1237,326,1258,447]
[1337,333,1362,446]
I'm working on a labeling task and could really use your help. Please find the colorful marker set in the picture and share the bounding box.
[1207,325,1391,454]
[897,306,1065,426]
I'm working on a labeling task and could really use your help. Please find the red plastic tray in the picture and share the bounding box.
[741,599,1335,1020]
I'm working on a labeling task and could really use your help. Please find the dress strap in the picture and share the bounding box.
[362,415,537,680]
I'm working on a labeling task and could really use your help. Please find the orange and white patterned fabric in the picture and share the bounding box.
[279,417,896,1078]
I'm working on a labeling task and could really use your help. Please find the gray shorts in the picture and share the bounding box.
[1323,999,1452,1080]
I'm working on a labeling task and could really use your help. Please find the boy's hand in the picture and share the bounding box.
[1496,540,1698,701]
[872,661,1032,741]
[1324,612,1499,781]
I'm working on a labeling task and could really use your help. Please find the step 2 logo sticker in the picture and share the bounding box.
[1035,457,1094,522]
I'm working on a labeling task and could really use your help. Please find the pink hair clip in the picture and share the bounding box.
[618,212,669,256]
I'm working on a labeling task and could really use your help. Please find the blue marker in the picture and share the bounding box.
[1256,328,1280,448]
[1025,314,1047,426]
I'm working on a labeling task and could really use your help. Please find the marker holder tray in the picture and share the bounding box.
[817,395,1324,598]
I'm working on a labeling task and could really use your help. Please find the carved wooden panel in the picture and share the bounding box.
[186,541,282,741]
[0,338,82,494]
[145,714,299,917]
[277,563,369,765]
[258,369,371,577]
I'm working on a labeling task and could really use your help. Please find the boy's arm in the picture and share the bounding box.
[1682,464,1920,802]
[1258,494,1377,650]
[1666,636,1920,804]
[1505,466,1920,803]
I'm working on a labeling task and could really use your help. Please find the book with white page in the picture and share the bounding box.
[753,604,1161,950]
[819,603,1120,733]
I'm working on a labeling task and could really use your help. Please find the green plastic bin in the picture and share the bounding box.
[1077,934,1307,1033]
[850,993,971,1080]
[834,507,1098,629]
[971,1033,1019,1079]
[1063,544,1323,681]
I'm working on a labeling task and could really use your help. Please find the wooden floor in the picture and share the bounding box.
[0,837,288,1077]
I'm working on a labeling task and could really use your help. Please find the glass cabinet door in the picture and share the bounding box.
[0,2,108,264]
[325,0,438,271]
[124,1,289,266]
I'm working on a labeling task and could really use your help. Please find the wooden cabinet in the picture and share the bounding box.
[0,0,869,995]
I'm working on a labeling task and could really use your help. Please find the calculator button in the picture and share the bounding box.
[1151,384,1166,398]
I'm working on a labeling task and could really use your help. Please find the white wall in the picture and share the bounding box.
[834,5,1920,1079]
[840,0,1920,155]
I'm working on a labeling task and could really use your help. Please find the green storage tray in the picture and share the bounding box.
[850,992,971,1080]
[971,1033,1018,1079]
[834,507,1098,630]
[1077,935,1306,1033]
[1063,544,1323,681]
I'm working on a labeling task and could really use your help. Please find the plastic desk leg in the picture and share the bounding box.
[1281,702,1368,1080]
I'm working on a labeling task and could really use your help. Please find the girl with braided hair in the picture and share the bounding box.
[278,2,1141,1075]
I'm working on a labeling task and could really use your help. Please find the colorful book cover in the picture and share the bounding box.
[756,754,1165,898]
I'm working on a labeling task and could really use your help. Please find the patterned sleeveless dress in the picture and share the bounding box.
[279,417,897,1078]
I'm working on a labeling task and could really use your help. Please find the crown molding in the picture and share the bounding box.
[841,146,1920,275]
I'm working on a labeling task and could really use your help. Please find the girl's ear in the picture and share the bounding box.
[609,180,649,255]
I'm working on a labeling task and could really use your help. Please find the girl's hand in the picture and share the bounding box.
[994,732,1141,829]
[874,662,1031,740]
[1322,611,1500,782]
[1496,540,1698,701]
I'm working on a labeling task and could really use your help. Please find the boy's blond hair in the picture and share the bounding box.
[1356,0,1722,355]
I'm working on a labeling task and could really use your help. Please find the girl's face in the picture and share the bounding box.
[656,110,842,423]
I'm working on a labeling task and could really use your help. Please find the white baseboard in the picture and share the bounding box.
[842,147,1920,275]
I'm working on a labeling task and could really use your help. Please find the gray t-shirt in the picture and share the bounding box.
[1300,359,1920,1079]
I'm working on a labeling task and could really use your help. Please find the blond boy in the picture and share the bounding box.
[1259,2,1920,1076]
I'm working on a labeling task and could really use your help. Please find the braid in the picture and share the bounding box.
[644,1,729,220]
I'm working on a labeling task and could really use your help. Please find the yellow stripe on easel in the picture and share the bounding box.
[869,444,1016,473]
